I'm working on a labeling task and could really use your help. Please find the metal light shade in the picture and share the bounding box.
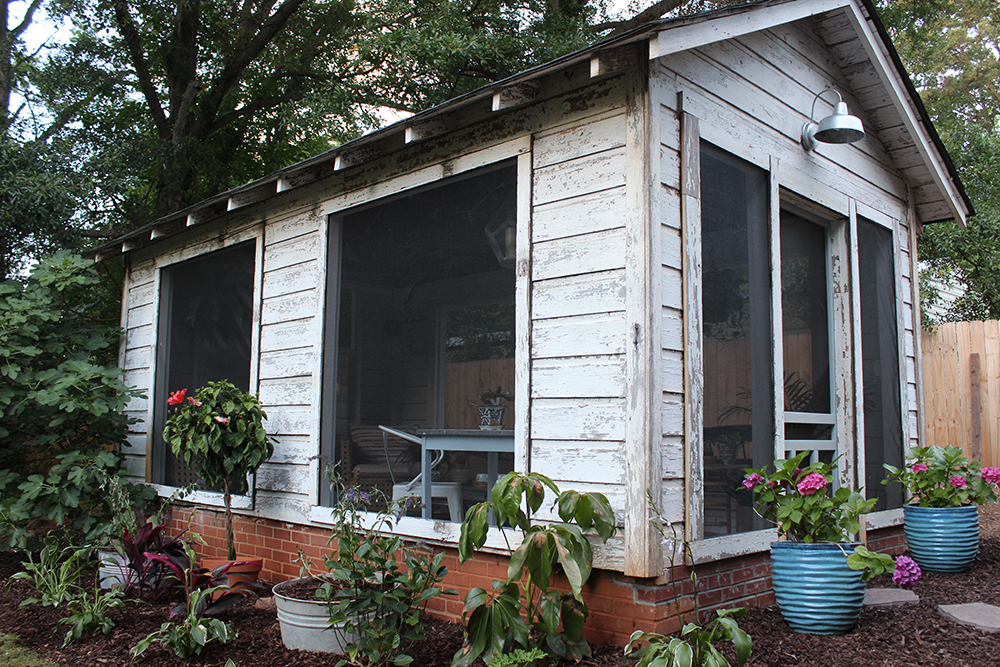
[801,90,865,152]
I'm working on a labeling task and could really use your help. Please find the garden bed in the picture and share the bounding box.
[2,504,1000,667]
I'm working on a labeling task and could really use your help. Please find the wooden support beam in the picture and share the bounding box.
[590,44,639,78]
[186,201,228,227]
[404,116,454,143]
[971,352,982,462]
[492,81,540,111]
[334,144,382,171]
[228,181,278,211]
[150,217,187,239]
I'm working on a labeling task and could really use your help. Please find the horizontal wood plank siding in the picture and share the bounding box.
[528,106,629,523]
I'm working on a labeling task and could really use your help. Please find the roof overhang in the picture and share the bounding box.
[89,0,969,261]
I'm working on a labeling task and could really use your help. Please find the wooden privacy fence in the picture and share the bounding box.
[922,320,1000,467]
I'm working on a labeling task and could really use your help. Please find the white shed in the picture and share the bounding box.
[94,0,969,640]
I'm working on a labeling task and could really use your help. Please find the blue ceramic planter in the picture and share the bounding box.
[903,504,979,573]
[770,542,865,634]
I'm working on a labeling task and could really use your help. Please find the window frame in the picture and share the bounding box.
[145,229,265,510]
[309,139,532,549]
[685,125,908,561]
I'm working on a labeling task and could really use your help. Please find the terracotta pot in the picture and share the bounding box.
[201,557,263,596]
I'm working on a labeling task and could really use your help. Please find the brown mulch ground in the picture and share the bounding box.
[2,505,1000,667]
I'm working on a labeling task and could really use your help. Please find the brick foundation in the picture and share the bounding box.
[163,506,906,647]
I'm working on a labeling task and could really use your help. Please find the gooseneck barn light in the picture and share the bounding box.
[801,89,866,151]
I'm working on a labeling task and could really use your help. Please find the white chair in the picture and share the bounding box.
[379,426,463,522]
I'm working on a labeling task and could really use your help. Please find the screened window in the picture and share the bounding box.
[858,218,903,510]
[152,241,256,487]
[321,164,518,512]
[781,212,836,463]
[700,143,773,537]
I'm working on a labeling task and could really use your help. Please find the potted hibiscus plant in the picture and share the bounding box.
[883,445,1000,572]
[743,452,920,634]
[163,381,275,582]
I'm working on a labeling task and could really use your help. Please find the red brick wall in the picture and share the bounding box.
[163,506,905,647]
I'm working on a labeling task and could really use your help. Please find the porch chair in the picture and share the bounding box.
[378,425,463,523]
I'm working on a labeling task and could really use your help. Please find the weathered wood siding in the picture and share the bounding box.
[118,67,635,560]
[652,19,920,549]
[530,101,630,524]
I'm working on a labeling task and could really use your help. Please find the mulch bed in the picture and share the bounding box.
[2,504,1000,666]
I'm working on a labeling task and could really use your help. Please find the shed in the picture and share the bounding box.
[94,0,969,642]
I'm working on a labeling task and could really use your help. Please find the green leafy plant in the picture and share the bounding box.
[58,585,125,646]
[883,445,1000,507]
[130,537,239,659]
[0,252,140,473]
[454,471,616,666]
[625,494,752,667]
[314,472,454,667]
[0,449,156,551]
[9,537,90,608]
[742,451,876,543]
[130,586,235,659]
[484,647,547,667]
[162,381,275,561]
[627,609,752,667]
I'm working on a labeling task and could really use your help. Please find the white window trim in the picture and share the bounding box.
[146,227,265,500]
[312,137,532,544]
[685,123,907,558]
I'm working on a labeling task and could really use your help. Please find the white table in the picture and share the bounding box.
[417,429,515,520]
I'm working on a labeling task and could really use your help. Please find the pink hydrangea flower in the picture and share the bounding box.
[911,463,928,474]
[950,475,967,489]
[743,473,765,490]
[796,472,829,495]
[982,467,1000,485]
[892,556,921,589]
[214,416,230,424]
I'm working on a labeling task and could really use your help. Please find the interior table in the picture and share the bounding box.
[417,429,515,520]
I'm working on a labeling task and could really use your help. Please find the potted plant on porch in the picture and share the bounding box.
[743,452,920,634]
[883,445,1000,572]
[469,386,512,430]
[163,381,275,584]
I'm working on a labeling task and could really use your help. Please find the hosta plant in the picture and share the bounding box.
[454,472,616,666]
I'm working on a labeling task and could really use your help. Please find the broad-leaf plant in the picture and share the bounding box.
[454,472,616,666]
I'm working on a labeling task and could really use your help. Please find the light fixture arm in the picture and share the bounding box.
[801,88,866,152]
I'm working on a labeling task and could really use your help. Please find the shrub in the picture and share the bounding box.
[0,251,150,548]
[454,472,616,666]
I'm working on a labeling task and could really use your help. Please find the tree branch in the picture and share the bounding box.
[591,0,688,35]
[112,0,168,139]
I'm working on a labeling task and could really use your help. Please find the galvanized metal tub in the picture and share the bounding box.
[273,577,356,653]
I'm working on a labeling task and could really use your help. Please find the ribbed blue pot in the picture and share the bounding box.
[770,542,865,634]
[903,504,979,573]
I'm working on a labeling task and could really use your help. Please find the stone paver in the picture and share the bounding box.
[864,588,919,606]
[937,602,1000,633]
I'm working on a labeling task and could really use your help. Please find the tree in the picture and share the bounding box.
[877,0,1000,323]
[42,0,627,234]
[0,0,86,280]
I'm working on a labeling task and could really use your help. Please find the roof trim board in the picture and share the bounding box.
[89,0,970,260]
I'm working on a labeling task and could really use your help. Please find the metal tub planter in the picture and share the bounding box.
[273,577,357,653]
